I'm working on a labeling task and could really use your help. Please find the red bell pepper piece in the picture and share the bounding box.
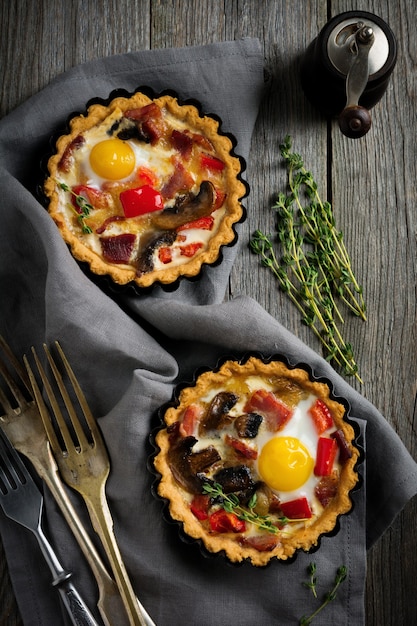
[177,216,214,232]
[280,497,312,520]
[119,185,163,218]
[213,188,227,210]
[244,389,293,432]
[136,166,159,188]
[158,246,172,265]
[190,495,210,521]
[309,399,334,434]
[179,242,203,257]
[200,153,225,172]
[314,437,338,476]
[209,509,246,533]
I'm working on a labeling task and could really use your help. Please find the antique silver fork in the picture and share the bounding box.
[0,428,99,625]
[0,335,131,626]
[25,342,149,626]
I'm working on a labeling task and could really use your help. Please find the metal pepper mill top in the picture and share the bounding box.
[300,11,397,138]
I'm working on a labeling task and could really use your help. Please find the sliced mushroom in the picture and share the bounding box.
[238,534,281,553]
[167,436,221,494]
[187,446,221,476]
[234,412,263,438]
[152,180,217,230]
[213,464,255,495]
[199,391,239,435]
[136,230,177,276]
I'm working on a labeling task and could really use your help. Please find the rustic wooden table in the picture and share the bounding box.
[1,1,416,624]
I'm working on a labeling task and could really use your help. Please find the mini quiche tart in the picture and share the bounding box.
[43,90,246,289]
[153,356,359,566]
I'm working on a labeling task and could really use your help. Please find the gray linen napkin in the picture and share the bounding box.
[0,38,416,626]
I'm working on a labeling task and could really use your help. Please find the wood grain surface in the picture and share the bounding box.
[1,1,416,624]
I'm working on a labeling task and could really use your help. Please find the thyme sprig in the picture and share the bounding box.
[202,482,294,534]
[300,562,348,624]
[57,181,93,234]
[303,561,318,598]
[250,136,366,382]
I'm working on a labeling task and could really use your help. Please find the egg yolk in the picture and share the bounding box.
[258,436,314,492]
[89,138,135,180]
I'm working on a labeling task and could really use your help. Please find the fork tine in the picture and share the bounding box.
[0,383,14,416]
[0,345,31,416]
[43,342,92,451]
[0,335,32,392]
[25,346,77,454]
[54,342,103,446]
[0,428,28,491]
[0,432,101,626]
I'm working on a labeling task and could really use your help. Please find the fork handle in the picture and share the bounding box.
[86,493,147,626]
[35,524,100,626]
[56,579,100,626]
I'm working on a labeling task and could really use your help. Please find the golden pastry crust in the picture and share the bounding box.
[154,356,359,566]
[44,91,246,289]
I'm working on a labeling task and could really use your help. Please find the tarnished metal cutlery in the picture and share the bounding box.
[0,428,99,625]
[25,341,151,626]
[0,336,155,626]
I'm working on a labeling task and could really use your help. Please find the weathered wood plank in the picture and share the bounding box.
[0,2,415,625]
[229,1,329,355]
[327,2,417,624]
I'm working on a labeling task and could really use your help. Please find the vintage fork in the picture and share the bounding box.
[0,336,154,626]
[0,428,99,625]
[25,342,148,626]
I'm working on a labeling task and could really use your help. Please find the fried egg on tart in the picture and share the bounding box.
[44,90,246,289]
[153,356,359,566]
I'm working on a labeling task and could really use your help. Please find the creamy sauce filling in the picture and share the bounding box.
[182,378,342,538]
[55,104,230,272]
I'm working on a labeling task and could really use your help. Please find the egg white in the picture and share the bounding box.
[66,109,177,188]
[79,135,176,188]
[253,395,320,502]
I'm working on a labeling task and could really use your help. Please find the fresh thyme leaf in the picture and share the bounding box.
[300,563,348,624]
[250,136,366,382]
[57,180,93,234]
[302,562,318,598]
[202,482,291,534]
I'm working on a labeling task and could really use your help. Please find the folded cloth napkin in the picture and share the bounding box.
[0,38,416,626]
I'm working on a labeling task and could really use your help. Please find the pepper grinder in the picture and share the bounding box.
[300,11,397,138]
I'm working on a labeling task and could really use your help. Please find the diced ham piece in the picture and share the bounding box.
[179,404,204,437]
[58,135,85,172]
[100,233,136,264]
[71,185,112,212]
[95,216,126,235]
[124,103,165,144]
[170,129,194,160]
[244,389,293,432]
[161,159,194,199]
[224,434,258,460]
[315,473,339,507]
